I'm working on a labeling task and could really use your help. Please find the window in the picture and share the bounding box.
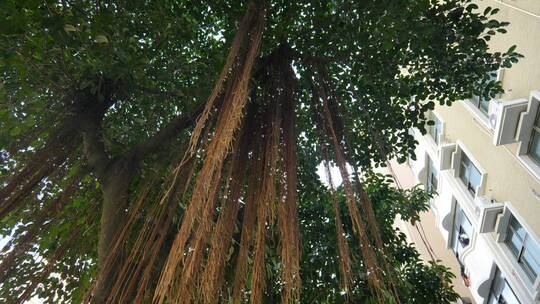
[427,111,442,145]
[459,153,482,196]
[505,215,540,282]
[426,156,438,193]
[471,95,490,115]
[451,203,473,259]
[471,71,498,116]
[528,107,540,165]
[488,267,521,304]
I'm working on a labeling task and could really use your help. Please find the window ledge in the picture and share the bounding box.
[516,154,540,183]
[498,243,538,297]
[412,128,440,162]
[481,232,539,302]
[441,170,480,228]
[462,99,493,133]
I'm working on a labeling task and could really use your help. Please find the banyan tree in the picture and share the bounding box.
[0,1,520,303]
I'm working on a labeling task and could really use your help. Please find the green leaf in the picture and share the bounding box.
[466,3,479,12]
[9,127,21,136]
[95,35,109,44]
[64,24,77,32]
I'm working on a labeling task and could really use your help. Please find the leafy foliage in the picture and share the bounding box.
[0,0,521,303]
[298,172,458,303]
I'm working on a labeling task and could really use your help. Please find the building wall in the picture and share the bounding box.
[407,1,540,303]
[478,0,540,101]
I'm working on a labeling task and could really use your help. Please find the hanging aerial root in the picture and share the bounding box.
[100,152,197,304]
[354,172,401,304]
[130,157,197,304]
[232,134,263,304]
[323,147,353,294]
[277,58,301,304]
[184,3,257,160]
[311,80,353,294]
[250,98,282,304]
[320,62,401,303]
[17,226,81,304]
[200,118,251,304]
[0,168,86,284]
[172,163,223,304]
[352,128,404,303]
[174,72,258,304]
[153,3,266,303]
[106,182,168,303]
[82,171,160,304]
[0,129,78,218]
[316,76,385,302]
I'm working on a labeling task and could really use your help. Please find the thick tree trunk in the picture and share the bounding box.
[93,159,135,303]
[76,89,199,302]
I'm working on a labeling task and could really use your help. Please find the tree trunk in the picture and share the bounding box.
[93,158,135,303]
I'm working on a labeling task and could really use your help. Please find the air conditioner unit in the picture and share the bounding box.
[488,99,500,131]
[475,196,504,233]
[491,98,528,146]
[439,143,456,170]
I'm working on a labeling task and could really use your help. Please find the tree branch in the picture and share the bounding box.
[80,112,111,179]
[131,102,205,159]
[137,85,185,99]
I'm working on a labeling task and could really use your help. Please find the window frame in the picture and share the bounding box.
[527,105,540,165]
[471,94,491,116]
[458,152,482,197]
[450,143,486,199]
[450,201,473,260]
[426,155,438,193]
[427,111,443,146]
[487,266,521,304]
[516,91,540,182]
[504,215,540,283]
[469,69,501,117]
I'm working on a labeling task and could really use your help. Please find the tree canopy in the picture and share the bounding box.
[0,0,520,303]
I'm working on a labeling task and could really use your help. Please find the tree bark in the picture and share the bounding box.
[93,158,135,303]
[75,85,202,302]
[88,107,201,302]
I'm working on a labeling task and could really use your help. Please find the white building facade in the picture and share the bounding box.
[407,1,540,303]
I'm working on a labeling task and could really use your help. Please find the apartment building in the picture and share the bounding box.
[406,1,540,303]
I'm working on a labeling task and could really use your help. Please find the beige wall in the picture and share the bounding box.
[436,103,540,232]
[434,0,540,233]
[493,0,540,17]
[476,0,540,100]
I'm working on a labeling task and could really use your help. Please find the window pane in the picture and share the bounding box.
[459,163,469,185]
[506,229,522,258]
[488,268,521,304]
[529,130,540,164]
[427,112,441,144]
[428,124,435,140]
[535,111,540,128]
[469,165,482,189]
[462,153,471,166]
[488,270,504,303]
[521,246,540,281]
[500,283,521,304]
[522,237,540,281]
[471,95,480,108]
[461,210,473,236]
[427,157,438,193]
[510,216,526,240]
[480,98,489,114]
